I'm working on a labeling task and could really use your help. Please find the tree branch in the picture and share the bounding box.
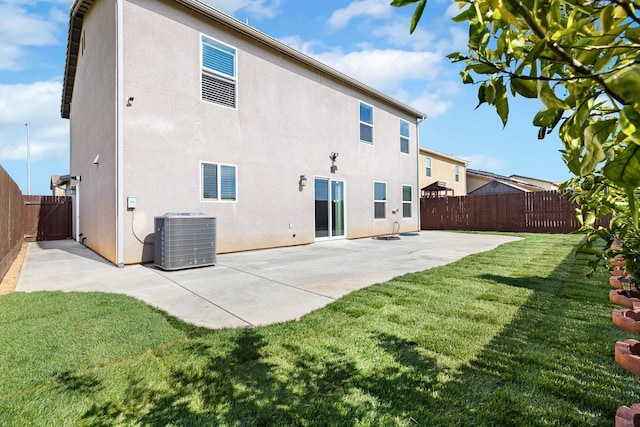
[502,0,628,105]
[611,0,640,26]
[469,55,639,83]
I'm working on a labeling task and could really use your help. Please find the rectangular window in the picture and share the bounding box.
[202,162,237,201]
[360,102,373,143]
[402,185,412,218]
[425,157,432,177]
[455,165,460,182]
[400,119,410,154]
[201,35,237,108]
[374,181,386,219]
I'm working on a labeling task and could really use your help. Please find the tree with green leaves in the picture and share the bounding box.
[392,0,640,277]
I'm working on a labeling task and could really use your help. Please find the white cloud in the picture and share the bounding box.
[280,32,458,115]
[202,0,281,19]
[445,26,468,52]
[279,35,324,55]
[0,81,68,162]
[0,2,63,70]
[0,44,24,70]
[461,154,507,171]
[327,0,391,30]
[445,2,464,19]
[311,48,443,92]
[371,20,437,51]
[410,91,454,118]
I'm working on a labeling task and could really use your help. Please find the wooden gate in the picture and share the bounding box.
[23,196,73,242]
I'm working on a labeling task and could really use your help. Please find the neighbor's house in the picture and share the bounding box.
[61,0,426,266]
[418,147,468,197]
[50,175,66,196]
[466,169,558,195]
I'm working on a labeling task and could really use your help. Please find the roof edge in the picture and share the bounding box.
[419,146,468,165]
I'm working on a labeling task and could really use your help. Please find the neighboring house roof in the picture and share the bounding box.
[467,169,513,181]
[470,179,543,194]
[467,169,549,195]
[509,174,560,190]
[61,0,427,120]
[419,147,468,166]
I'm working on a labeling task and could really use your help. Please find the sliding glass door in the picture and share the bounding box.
[315,178,345,239]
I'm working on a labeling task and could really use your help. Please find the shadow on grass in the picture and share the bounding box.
[52,237,640,426]
[69,328,442,425]
[423,255,640,425]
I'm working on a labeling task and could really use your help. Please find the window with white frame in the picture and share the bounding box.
[201,35,237,108]
[400,119,410,154]
[455,165,460,182]
[202,162,237,201]
[425,157,432,177]
[374,181,386,219]
[402,185,412,218]
[360,102,373,143]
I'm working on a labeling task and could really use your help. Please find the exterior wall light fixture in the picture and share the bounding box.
[299,175,307,186]
[330,152,339,173]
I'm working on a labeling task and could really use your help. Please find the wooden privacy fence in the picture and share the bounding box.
[23,196,73,242]
[420,190,608,233]
[0,165,24,283]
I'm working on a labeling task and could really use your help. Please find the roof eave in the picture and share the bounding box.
[61,0,95,119]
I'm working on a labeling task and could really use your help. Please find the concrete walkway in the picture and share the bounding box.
[16,231,520,329]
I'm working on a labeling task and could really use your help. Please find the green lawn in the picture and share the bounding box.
[1,233,639,426]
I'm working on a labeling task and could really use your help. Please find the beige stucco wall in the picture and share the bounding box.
[467,175,492,193]
[418,148,466,196]
[114,0,419,263]
[69,0,118,263]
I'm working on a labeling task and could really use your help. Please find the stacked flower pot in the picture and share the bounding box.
[609,251,640,426]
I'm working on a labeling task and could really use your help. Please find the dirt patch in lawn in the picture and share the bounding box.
[0,244,27,295]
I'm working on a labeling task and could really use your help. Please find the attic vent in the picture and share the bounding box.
[202,73,236,108]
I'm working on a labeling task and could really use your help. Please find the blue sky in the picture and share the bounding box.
[0,0,573,195]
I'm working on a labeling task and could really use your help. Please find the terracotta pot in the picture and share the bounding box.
[615,339,640,376]
[610,290,640,308]
[613,266,628,276]
[612,257,627,268]
[616,404,640,427]
[613,240,624,251]
[612,276,623,288]
[613,309,640,334]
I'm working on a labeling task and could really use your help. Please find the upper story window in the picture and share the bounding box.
[425,157,432,177]
[360,102,374,144]
[400,119,410,154]
[202,162,237,201]
[201,35,237,108]
[374,181,386,219]
[455,165,460,182]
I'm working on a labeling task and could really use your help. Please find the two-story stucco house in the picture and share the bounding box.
[418,147,468,197]
[61,0,426,266]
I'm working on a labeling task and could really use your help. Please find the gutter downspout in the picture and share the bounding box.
[75,182,80,242]
[416,116,426,231]
[116,0,124,267]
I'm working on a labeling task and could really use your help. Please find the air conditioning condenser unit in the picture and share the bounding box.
[154,213,216,270]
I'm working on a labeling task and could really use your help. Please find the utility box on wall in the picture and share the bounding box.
[154,213,217,270]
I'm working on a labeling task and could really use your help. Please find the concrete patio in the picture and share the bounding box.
[16,231,520,329]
